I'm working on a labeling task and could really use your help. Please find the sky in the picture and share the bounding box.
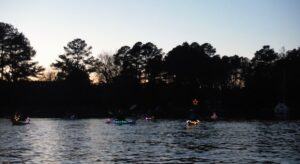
[0,0,300,68]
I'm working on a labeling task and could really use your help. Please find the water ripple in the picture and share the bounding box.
[0,119,300,163]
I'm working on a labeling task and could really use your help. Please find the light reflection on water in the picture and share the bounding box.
[0,119,300,163]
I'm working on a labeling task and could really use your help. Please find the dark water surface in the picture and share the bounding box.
[0,119,300,163]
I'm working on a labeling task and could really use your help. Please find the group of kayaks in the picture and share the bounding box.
[105,116,156,125]
[10,117,214,127]
[106,118,204,126]
[11,117,206,126]
[11,112,217,126]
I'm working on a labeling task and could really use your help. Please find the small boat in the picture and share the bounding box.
[106,118,136,125]
[12,120,30,125]
[186,120,200,126]
[274,102,289,119]
[210,112,218,120]
[65,114,77,120]
[12,113,30,126]
[12,117,30,126]
[145,116,155,120]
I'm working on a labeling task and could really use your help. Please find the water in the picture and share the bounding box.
[1,119,300,163]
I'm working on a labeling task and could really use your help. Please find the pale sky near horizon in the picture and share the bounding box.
[1,0,300,68]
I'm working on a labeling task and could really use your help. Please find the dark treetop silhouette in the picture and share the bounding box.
[0,22,44,82]
[51,38,96,85]
[1,22,300,119]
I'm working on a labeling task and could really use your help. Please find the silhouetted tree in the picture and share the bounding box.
[164,42,218,88]
[114,42,163,84]
[113,46,132,79]
[51,38,95,85]
[244,46,281,110]
[94,53,120,84]
[286,47,300,61]
[283,47,300,109]
[252,45,279,65]
[247,45,279,84]
[0,22,44,82]
[146,54,163,84]
[142,42,164,83]
[222,55,250,88]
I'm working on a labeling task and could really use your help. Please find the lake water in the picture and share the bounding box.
[0,119,300,163]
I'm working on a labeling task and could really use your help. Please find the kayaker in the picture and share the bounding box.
[189,109,198,121]
[25,117,31,123]
[210,112,218,120]
[115,109,126,121]
[188,98,199,121]
[13,112,21,122]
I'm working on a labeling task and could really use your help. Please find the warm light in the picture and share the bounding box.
[192,99,199,106]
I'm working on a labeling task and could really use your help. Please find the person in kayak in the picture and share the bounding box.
[12,112,30,125]
[13,112,21,122]
[210,112,218,120]
[115,108,126,121]
[189,108,197,121]
[188,98,200,121]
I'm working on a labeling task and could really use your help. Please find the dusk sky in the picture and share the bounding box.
[1,0,299,67]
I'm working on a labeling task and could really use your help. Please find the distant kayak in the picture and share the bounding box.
[186,120,200,126]
[12,113,30,126]
[106,118,136,125]
[210,112,218,120]
[145,116,155,120]
[12,121,30,126]
[12,118,30,126]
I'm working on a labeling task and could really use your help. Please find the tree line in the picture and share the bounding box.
[1,22,299,118]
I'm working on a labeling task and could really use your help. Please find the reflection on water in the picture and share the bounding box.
[0,119,300,163]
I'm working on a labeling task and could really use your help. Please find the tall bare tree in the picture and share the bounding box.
[93,53,120,84]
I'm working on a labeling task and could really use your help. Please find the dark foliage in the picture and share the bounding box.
[51,38,95,85]
[1,23,300,119]
[0,22,44,82]
[114,42,164,84]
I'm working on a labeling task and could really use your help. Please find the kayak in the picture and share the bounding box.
[106,118,136,125]
[186,120,200,126]
[12,117,31,126]
[210,112,218,120]
[12,120,30,126]
[145,116,155,120]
